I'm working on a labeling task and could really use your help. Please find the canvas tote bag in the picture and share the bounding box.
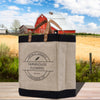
[19,21,76,99]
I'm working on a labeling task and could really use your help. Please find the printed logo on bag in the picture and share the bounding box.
[24,51,53,81]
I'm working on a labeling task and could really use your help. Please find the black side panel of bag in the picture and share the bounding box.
[19,88,76,99]
[19,34,76,43]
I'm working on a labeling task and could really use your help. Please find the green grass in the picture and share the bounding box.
[0,56,18,82]
[0,43,18,82]
[1,57,100,82]
[76,60,100,82]
[0,43,100,82]
[1,32,100,37]
[0,43,10,56]
[0,76,18,82]
[76,33,100,36]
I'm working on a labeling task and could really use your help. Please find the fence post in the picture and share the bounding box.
[89,53,92,74]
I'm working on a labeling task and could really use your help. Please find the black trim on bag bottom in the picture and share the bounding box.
[19,88,76,99]
[19,34,76,43]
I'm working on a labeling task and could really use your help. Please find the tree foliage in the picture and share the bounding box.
[0,24,6,28]
[11,19,20,33]
[76,60,100,82]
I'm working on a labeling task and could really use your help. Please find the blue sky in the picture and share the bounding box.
[0,0,100,33]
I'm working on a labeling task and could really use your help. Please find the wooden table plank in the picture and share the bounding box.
[0,82,100,100]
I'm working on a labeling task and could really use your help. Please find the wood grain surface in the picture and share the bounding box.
[0,82,100,100]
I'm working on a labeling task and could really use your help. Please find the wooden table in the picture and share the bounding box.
[0,82,100,100]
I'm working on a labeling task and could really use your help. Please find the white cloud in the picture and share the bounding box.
[8,6,20,10]
[57,12,100,33]
[75,22,100,33]
[15,0,32,4]
[0,10,100,33]
[0,9,39,29]
[2,0,6,3]
[54,0,100,17]
[59,12,84,29]
[9,0,12,2]
[54,3,59,8]
[0,10,19,16]
[18,12,39,26]
[67,15,84,24]
[87,23,97,29]
[14,0,43,4]
[27,7,31,12]
[0,0,6,3]
[0,10,19,28]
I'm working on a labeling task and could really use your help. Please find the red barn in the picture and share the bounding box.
[19,25,34,34]
[34,14,75,34]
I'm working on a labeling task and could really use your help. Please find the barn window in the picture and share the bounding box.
[54,30,58,34]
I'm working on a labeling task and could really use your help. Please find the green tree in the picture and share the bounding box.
[0,24,6,28]
[11,20,20,33]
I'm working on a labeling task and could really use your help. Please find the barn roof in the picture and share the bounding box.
[0,28,6,30]
[24,25,34,29]
[20,25,34,29]
[42,13,73,30]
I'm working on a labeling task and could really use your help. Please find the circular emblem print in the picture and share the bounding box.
[24,51,53,81]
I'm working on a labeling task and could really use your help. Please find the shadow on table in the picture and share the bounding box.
[76,82,85,95]
[46,82,85,100]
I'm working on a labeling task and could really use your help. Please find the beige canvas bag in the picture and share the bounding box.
[19,20,76,99]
